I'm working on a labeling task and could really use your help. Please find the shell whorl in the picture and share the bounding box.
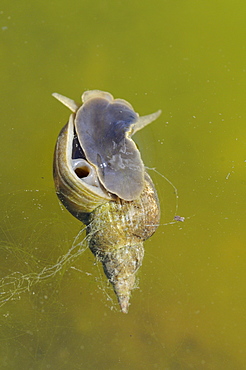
[86,173,160,313]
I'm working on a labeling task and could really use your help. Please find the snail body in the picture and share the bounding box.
[53,90,161,313]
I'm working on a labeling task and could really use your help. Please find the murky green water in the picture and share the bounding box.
[1,0,246,368]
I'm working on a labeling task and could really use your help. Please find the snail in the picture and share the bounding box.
[53,90,161,313]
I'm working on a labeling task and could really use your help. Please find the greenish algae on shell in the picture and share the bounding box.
[53,90,161,313]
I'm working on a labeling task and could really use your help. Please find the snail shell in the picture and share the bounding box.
[53,90,161,313]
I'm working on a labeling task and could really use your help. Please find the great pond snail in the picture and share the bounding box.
[53,90,161,313]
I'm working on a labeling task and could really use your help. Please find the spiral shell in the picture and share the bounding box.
[53,90,161,313]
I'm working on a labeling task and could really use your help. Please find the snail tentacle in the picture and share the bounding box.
[52,92,79,112]
[132,109,162,136]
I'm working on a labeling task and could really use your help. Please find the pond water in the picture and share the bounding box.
[0,0,246,369]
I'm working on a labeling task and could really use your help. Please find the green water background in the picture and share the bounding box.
[0,0,246,368]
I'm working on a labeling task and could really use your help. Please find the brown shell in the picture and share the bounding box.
[86,172,160,313]
[53,90,161,313]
